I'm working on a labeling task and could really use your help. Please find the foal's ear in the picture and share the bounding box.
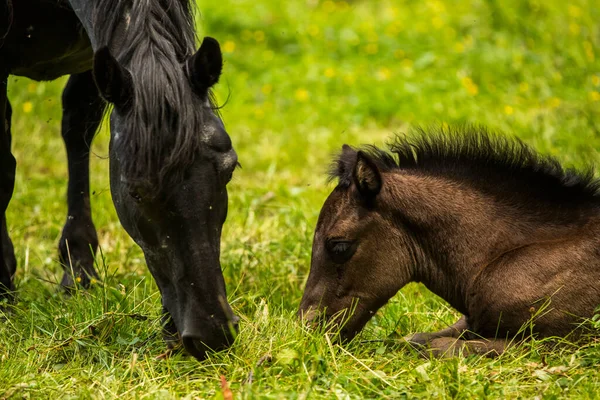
[187,36,223,95]
[93,47,133,108]
[353,151,382,198]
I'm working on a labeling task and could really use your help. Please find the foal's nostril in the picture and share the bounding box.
[299,307,326,329]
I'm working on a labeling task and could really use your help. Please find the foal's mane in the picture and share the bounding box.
[332,126,600,206]
[92,0,217,188]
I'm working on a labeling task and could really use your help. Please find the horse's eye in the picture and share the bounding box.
[325,239,357,264]
[129,190,143,203]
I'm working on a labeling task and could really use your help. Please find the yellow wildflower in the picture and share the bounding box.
[22,102,33,113]
[376,67,391,81]
[223,40,236,53]
[461,77,478,96]
[432,16,444,29]
[295,88,309,102]
[323,0,335,13]
[504,105,514,115]
[428,0,446,13]
[324,67,336,78]
[568,5,581,18]
[385,5,399,17]
[589,91,600,102]
[400,58,413,70]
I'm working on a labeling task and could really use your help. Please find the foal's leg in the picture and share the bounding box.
[404,315,468,346]
[428,337,507,358]
[58,71,105,289]
[404,315,507,358]
[0,74,16,300]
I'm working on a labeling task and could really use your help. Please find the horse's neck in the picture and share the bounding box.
[386,172,590,314]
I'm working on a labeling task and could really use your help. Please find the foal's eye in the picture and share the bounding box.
[325,239,357,264]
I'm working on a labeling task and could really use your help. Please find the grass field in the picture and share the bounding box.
[2,0,600,398]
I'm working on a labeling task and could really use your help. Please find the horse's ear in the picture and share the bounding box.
[187,36,223,95]
[353,151,382,198]
[93,47,133,108]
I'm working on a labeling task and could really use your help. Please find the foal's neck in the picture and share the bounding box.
[385,172,592,314]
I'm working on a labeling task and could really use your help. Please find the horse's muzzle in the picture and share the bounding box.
[181,316,239,360]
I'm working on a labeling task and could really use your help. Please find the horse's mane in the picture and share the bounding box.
[331,125,600,207]
[92,0,215,188]
[1,0,13,46]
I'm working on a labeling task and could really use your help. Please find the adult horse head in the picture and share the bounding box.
[89,1,238,359]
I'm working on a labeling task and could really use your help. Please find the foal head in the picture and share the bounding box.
[299,145,415,341]
[93,35,238,359]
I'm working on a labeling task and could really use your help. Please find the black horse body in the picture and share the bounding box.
[0,0,238,360]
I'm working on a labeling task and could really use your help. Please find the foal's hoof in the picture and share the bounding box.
[403,333,431,348]
[428,338,465,358]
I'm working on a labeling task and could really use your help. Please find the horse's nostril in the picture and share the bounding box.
[181,335,209,360]
[181,322,237,361]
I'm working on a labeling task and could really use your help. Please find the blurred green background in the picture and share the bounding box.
[2,0,600,398]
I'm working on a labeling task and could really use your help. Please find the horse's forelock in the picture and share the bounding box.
[93,0,217,190]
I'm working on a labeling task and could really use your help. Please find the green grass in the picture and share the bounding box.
[2,0,600,397]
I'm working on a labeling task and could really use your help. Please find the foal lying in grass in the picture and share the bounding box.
[299,127,600,357]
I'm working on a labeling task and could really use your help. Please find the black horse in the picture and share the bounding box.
[0,0,238,360]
